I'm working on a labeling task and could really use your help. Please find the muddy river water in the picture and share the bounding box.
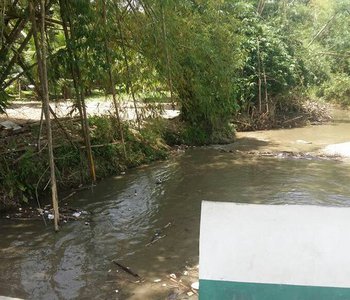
[1,110,350,299]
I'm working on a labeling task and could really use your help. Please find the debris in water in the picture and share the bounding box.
[112,261,140,278]
[84,222,89,225]
[169,273,177,279]
[72,212,81,218]
[191,282,199,290]
[47,214,54,220]
[0,120,22,131]
[187,291,194,297]
[153,279,161,283]
[296,139,312,144]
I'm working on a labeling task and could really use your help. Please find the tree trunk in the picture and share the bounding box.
[59,0,96,183]
[161,3,175,109]
[102,0,127,159]
[115,9,141,130]
[257,38,262,114]
[29,0,59,231]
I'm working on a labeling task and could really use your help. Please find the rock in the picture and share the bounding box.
[323,142,350,157]
[296,139,312,144]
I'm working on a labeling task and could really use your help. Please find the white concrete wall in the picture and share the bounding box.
[200,202,350,287]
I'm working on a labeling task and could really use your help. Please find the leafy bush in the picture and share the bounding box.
[321,73,350,107]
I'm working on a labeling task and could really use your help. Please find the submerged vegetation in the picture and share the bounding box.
[0,0,349,215]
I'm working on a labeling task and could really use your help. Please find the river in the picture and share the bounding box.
[1,109,350,300]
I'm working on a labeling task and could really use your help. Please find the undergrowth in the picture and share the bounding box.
[0,116,169,211]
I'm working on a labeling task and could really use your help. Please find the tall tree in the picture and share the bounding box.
[29,0,59,231]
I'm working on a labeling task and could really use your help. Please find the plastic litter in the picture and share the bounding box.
[191,282,199,290]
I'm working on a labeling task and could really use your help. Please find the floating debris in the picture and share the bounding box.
[72,212,81,218]
[191,282,199,290]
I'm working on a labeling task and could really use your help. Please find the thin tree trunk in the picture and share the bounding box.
[29,0,59,231]
[102,0,127,159]
[0,29,32,86]
[0,16,29,62]
[307,13,338,47]
[115,10,141,130]
[15,54,77,149]
[59,0,96,183]
[263,66,268,113]
[160,3,175,109]
[257,38,262,114]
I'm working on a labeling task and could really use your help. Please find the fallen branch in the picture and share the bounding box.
[282,115,303,124]
[80,141,121,149]
[60,191,76,202]
[146,234,166,247]
[113,260,140,278]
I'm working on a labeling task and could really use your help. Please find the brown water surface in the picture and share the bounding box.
[1,109,350,299]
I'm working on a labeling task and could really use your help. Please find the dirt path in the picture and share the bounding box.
[0,99,179,125]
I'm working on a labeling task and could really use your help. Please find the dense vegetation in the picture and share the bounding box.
[1,0,349,219]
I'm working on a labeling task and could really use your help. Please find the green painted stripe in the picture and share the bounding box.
[199,279,350,300]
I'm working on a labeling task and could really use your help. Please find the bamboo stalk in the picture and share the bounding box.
[102,0,127,160]
[29,0,59,231]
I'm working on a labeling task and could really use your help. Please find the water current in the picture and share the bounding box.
[1,109,350,299]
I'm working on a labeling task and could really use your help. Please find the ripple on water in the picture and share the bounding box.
[1,138,350,298]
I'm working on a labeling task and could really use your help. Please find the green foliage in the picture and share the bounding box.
[139,0,244,141]
[320,73,350,106]
[0,91,9,113]
[0,116,169,209]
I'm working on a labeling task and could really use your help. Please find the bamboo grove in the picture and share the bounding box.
[1,0,350,228]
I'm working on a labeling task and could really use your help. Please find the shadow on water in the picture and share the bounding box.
[1,129,350,298]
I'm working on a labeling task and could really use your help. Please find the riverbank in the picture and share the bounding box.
[1,109,350,299]
[0,99,336,213]
[0,115,170,212]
